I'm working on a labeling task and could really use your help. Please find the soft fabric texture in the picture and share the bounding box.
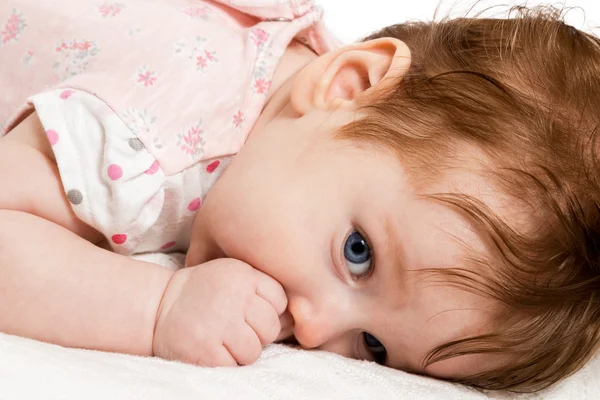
[0,252,598,399]
[27,88,232,255]
[0,0,341,256]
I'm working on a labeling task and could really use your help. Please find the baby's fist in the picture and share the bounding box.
[152,258,287,367]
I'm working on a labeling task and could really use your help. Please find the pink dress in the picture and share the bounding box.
[0,0,342,255]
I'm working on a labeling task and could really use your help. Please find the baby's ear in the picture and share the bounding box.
[291,37,411,114]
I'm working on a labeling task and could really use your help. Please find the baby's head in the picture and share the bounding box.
[187,3,600,392]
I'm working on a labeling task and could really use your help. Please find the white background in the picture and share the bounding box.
[318,0,600,43]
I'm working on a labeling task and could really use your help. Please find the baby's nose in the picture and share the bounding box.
[287,297,343,349]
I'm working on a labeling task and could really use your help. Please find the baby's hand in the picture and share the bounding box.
[152,258,287,366]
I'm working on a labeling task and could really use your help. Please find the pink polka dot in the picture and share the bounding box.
[160,241,176,250]
[60,90,75,99]
[206,160,220,173]
[46,130,59,146]
[145,160,159,175]
[107,164,123,180]
[111,234,127,245]
[187,197,201,211]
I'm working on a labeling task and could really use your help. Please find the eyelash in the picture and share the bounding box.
[363,332,387,365]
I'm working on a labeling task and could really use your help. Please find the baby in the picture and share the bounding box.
[1,0,599,393]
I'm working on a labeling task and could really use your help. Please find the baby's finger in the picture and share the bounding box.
[245,295,281,345]
[194,344,238,367]
[223,324,262,366]
[255,273,288,315]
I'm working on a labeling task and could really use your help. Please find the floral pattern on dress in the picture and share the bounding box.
[1,9,26,45]
[249,36,275,95]
[250,28,270,49]
[180,6,212,20]
[21,50,34,67]
[128,27,141,36]
[53,39,100,81]
[174,36,218,74]
[177,119,206,158]
[135,65,157,87]
[121,108,163,149]
[253,78,270,94]
[97,2,125,18]
[232,110,245,128]
[295,0,317,14]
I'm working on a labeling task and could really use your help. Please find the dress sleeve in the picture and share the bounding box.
[29,89,165,255]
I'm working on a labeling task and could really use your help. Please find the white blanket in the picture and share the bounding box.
[2,1,600,398]
[0,252,599,400]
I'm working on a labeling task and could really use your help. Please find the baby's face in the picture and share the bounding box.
[186,103,499,379]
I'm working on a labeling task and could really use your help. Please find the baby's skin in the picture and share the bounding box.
[0,36,499,379]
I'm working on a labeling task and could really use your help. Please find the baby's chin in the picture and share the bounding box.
[184,245,213,267]
[184,242,202,267]
[184,251,195,268]
[185,235,227,267]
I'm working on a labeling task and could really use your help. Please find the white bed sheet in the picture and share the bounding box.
[1,253,599,400]
[2,1,600,399]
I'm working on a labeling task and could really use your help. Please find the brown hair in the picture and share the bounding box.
[335,1,600,392]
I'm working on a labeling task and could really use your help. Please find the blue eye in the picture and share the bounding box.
[364,332,387,364]
[343,231,373,277]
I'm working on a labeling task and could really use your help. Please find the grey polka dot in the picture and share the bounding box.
[67,189,83,205]
[128,138,144,151]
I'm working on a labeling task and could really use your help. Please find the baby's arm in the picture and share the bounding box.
[0,113,287,365]
[0,210,172,355]
[0,113,173,356]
